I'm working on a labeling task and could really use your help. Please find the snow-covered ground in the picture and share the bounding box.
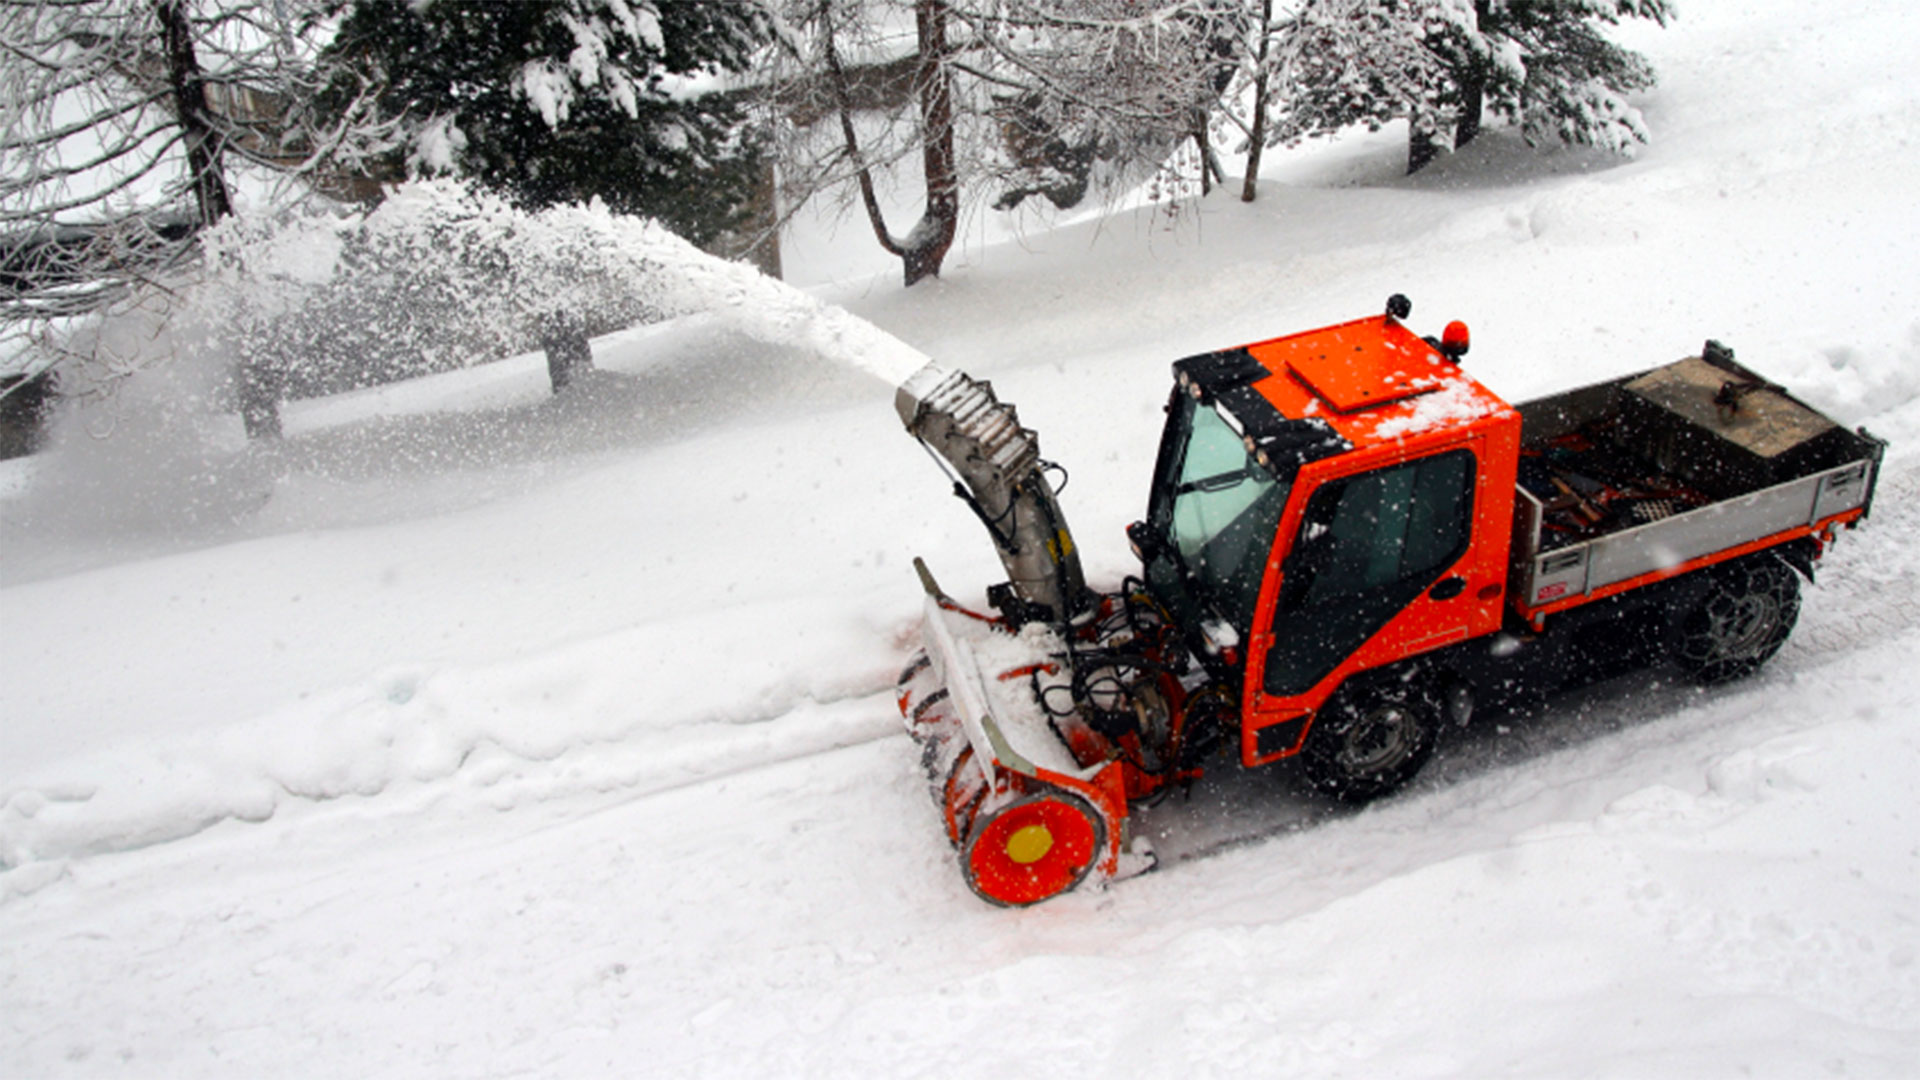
[6,0,1920,1074]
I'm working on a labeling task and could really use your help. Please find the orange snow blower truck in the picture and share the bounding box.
[895,298,1883,906]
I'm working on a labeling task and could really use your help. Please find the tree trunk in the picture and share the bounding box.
[820,0,955,288]
[1407,113,1441,175]
[237,360,282,440]
[0,374,56,460]
[1196,127,1212,195]
[540,311,593,394]
[164,0,260,436]
[1193,113,1225,196]
[1241,76,1268,202]
[156,0,233,228]
[745,158,782,280]
[1241,0,1274,203]
[1455,68,1485,149]
[903,0,957,287]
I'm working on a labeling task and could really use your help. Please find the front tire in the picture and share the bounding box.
[1301,681,1439,804]
[1674,556,1801,685]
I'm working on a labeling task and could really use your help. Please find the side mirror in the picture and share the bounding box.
[1126,520,1163,563]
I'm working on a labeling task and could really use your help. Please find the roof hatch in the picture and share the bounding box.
[1281,319,1450,413]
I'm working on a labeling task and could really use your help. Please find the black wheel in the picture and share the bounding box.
[1301,680,1439,804]
[1673,556,1800,685]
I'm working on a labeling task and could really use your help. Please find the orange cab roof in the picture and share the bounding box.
[1241,315,1516,451]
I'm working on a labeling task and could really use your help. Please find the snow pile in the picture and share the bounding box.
[922,598,1089,780]
[0,596,901,872]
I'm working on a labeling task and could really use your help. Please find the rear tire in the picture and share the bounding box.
[961,792,1105,907]
[1301,681,1439,804]
[1674,556,1800,685]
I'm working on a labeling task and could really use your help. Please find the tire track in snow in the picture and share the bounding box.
[435,686,905,816]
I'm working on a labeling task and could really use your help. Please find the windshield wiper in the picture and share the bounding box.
[1175,468,1255,496]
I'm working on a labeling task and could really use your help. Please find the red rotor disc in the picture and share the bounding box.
[962,793,1104,907]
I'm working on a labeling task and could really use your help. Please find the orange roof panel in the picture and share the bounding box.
[1277,318,1451,412]
[1230,315,1518,455]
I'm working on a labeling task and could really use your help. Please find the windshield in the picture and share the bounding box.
[1150,394,1292,633]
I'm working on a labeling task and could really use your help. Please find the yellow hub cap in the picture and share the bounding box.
[1005,824,1055,864]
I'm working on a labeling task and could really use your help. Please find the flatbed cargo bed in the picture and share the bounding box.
[1511,345,1883,617]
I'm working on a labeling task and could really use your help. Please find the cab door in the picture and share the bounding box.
[1242,442,1483,760]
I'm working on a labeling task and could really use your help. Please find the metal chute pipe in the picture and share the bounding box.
[897,362,1092,625]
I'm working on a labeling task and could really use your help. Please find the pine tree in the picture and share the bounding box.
[1439,0,1673,157]
[1262,0,1454,174]
[320,0,772,253]
[1237,0,1670,179]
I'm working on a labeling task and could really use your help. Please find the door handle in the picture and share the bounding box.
[1429,576,1467,601]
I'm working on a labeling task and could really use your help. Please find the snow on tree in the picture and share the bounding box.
[958,0,1243,206]
[1229,0,1670,180]
[1444,0,1673,157]
[0,0,389,386]
[1253,0,1456,174]
[318,0,773,257]
[762,0,1240,287]
[856,0,956,286]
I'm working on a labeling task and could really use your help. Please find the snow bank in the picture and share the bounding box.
[0,596,902,873]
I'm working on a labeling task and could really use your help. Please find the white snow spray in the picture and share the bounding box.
[640,227,936,390]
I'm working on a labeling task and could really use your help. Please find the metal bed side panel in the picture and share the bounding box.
[1574,459,1871,594]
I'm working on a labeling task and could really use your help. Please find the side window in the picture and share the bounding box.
[1287,451,1473,609]
[1402,453,1474,578]
[1265,450,1475,695]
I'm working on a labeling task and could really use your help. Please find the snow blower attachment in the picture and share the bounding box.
[894,363,1170,904]
[895,300,1883,907]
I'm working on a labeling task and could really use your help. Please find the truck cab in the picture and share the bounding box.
[1137,312,1520,785]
